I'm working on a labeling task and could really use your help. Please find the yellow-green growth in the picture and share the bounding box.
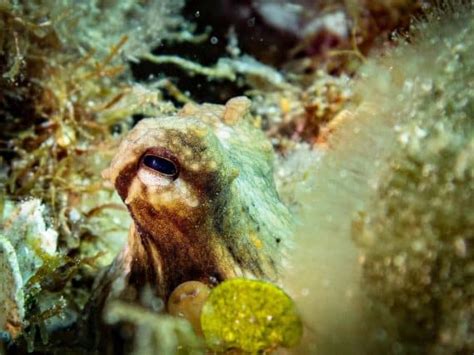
[352,3,474,352]
[200,278,302,353]
[281,2,474,354]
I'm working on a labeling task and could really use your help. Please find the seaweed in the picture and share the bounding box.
[282,2,473,353]
[0,0,186,351]
[352,4,474,351]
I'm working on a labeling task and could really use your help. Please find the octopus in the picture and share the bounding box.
[97,96,292,311]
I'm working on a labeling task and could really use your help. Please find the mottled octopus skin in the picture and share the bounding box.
[100,97,292,303]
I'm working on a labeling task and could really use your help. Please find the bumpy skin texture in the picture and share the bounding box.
[101,97,292,302]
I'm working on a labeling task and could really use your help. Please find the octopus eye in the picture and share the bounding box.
[142,154,179,178]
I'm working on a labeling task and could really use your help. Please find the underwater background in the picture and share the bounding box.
[0,0,472,354]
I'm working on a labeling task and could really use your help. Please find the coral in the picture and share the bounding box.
[200,278,302,352]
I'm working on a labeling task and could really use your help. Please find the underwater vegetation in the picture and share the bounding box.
[286,1,473,354]
[0,0,472,354]
[352,4,474,352]
[0,0,186,274]
[0,0,186,351]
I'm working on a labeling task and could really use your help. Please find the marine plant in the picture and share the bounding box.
[284,2,473,353]
[0,0,185,350]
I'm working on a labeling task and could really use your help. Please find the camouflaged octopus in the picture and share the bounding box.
[100,97,292,303]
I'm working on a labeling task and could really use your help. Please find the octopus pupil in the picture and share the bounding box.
[143,155,177,176]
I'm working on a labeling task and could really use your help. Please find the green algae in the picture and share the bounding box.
[351,4,474,352]
[201,278,302,353]
[0,0,181,264]
[0,5,185,347]
[280,2,474,354]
